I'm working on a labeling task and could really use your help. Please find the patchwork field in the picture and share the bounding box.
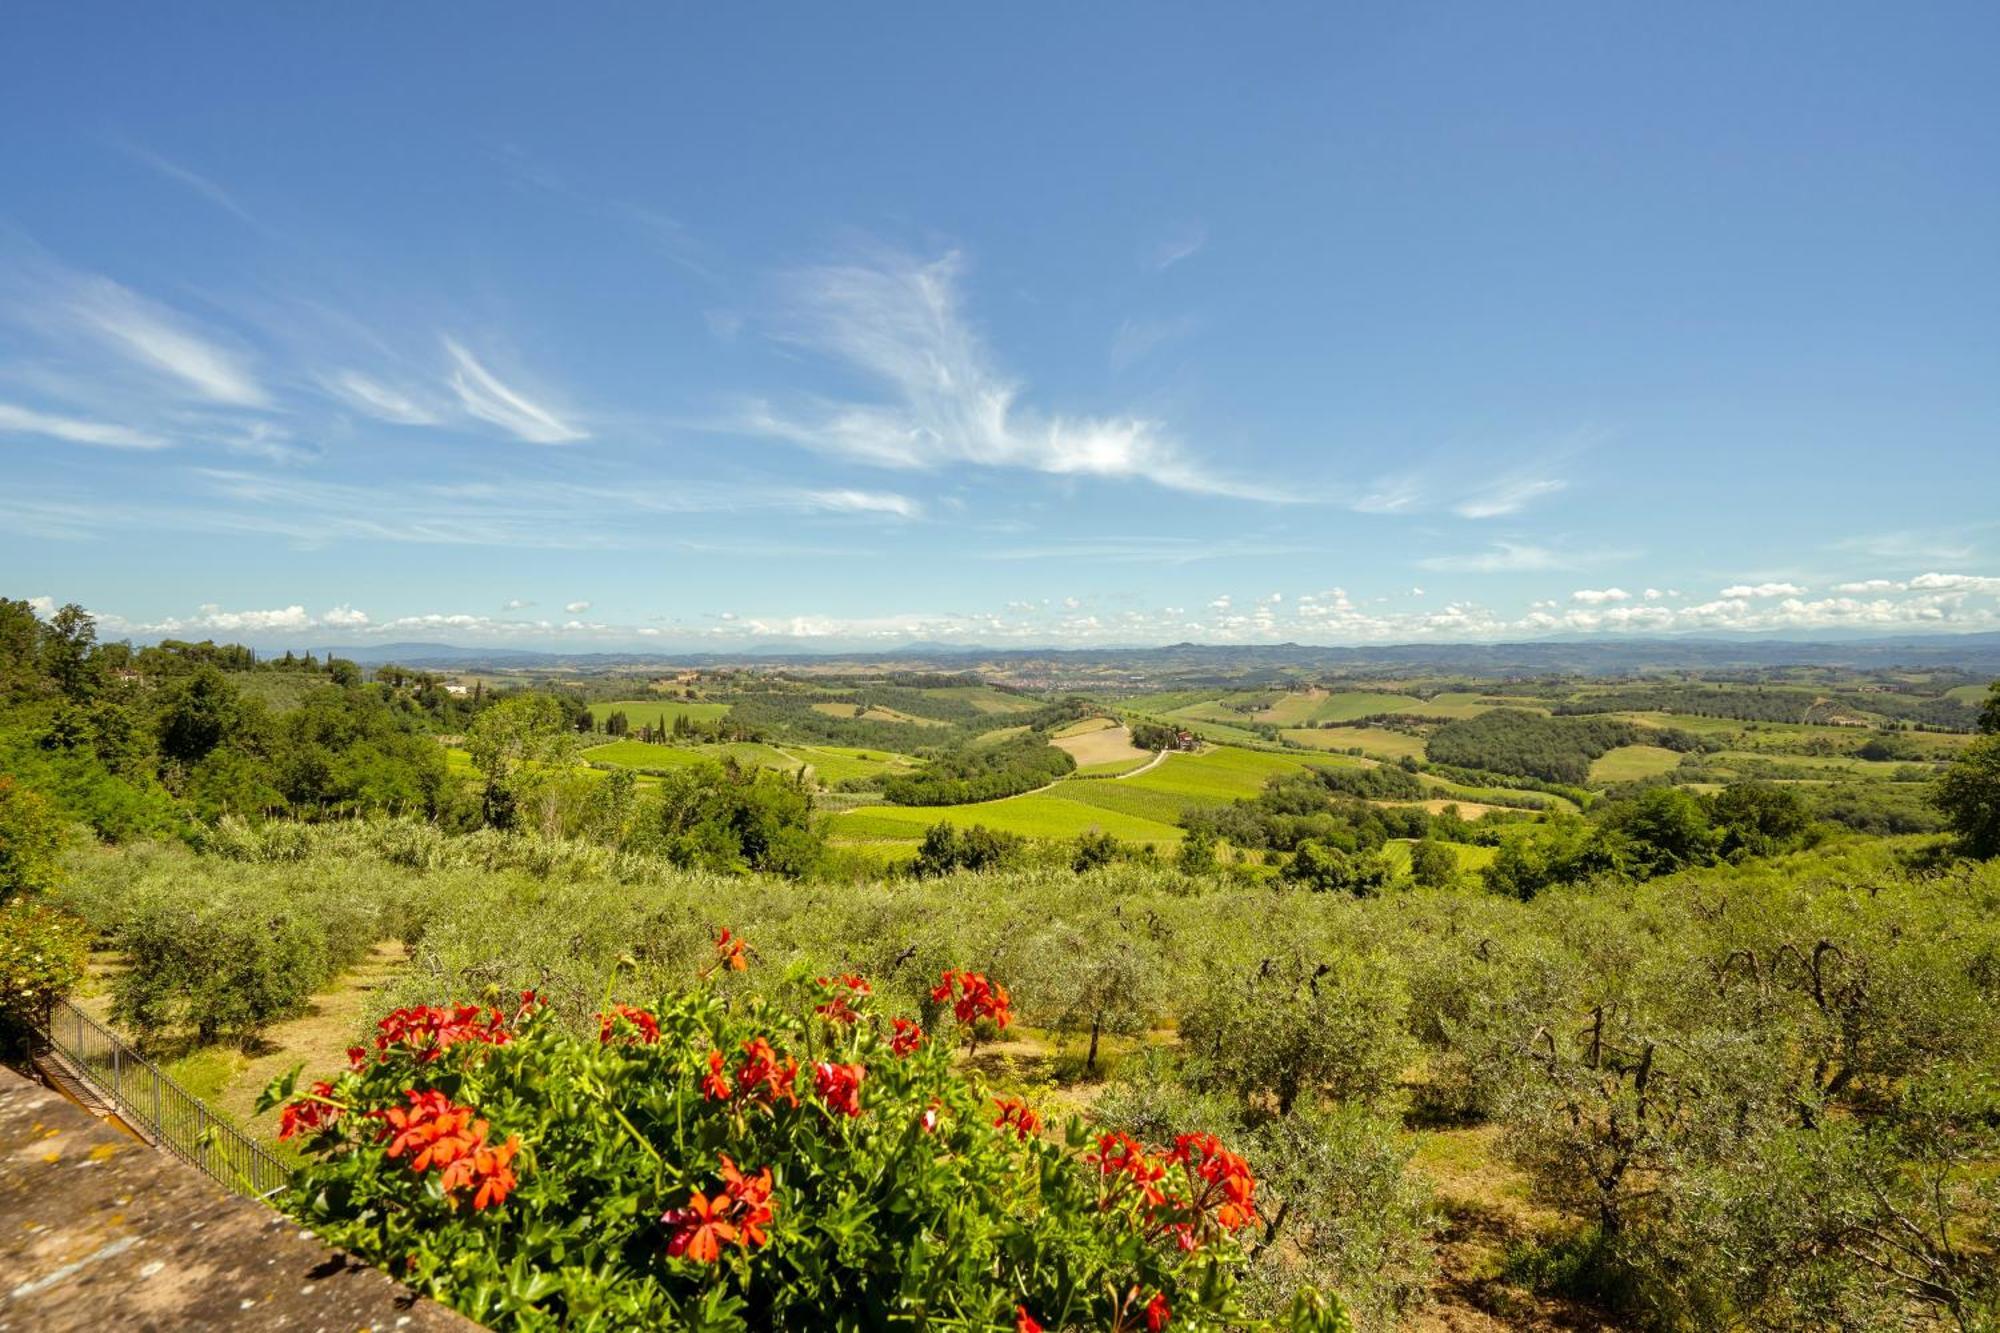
[585,739,804,774]
[782,744,917,786]
[587,699,731,727]
[1052,722,1152,768]
[829,794,1183,847]
[1282,725,1429,761]
[1588,744,1685,783]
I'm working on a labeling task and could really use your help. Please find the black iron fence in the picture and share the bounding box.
[39,998,293,1200]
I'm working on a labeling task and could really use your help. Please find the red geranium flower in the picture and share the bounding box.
[889,1017,925,1057]
[597,1004,661,1045]
[735,1036,800,1107]
[663,1189,738,1263]
[1016,1307,1044,1333]
[701,1049,733,1102]
[277,1081,340,1141]
[1146,1291,1172,1331]
[932,969,1012,1031]
[992,1096,1040,1141]
[812,1060,866,1117]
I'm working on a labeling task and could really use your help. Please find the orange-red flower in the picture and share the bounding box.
[931,969,1012,1030]
[664,1156,778,1261]
[813,1060,866,1117]
[1171,1132,1258,1230]
[889,1017,925,1057]
[735,1036,800,1107]
[992,1096,1040,1142]
[701,1049,733,1102]
[813,973,871,1025]
[1088,1131,1168,1209]
[715,928,749,972]
[374,1089,522,1210]
[1146,1291,1172,1331]
[597,1004,661,1045]
[1016,1307,1044,1333]
[374,1004,511,1063]
[440,1133,521,1211]
[277,1081,340,1141]
[663,1189,738,1263]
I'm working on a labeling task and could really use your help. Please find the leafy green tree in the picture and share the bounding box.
[1281,840,1391,895]
[1176,824,1218,877]
[1708,782,1812,859]
[1598,786,1718,878]
[156,664,245,767]
[1407,839,1458,889]
[1027,918,1164,1074]
[467,693,580,832]
[0,598,42,698]
[650,761,823,876]
[0,898,89,1045]
[1979,680,2000,736]
[1932,735,2000,858]
[0,776,67,899]
[40,602,98,701]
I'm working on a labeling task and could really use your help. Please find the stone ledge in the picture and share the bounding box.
[0,1065,479,1332]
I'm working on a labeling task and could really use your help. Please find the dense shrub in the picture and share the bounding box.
[0,897,89,1044]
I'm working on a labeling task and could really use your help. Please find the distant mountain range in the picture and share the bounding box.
[312,633,2000,676]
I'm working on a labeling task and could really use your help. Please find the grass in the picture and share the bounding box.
[1117,745,1323,802]
[1283,726,1429,762]
[1075,756,1154,777]
[586,698,731,727]
[828,796,1183,847]
[1588,744,1685,783]
[920,685,1042,714]
[784,744,916,786]
[584,739,805,775]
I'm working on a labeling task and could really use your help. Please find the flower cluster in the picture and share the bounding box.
[375,1089,520,1210]
[599,1003,662,1045]
[813,973,871,1025]
[704,1036,801,1108]
[992,1096,1040,1142]
[713,928,749,973]
[1089,1130,1260,1253]
[889,1017,925,1057]
[812,1060,866,1117]
[663,1154,777,1263]
[931,969,1012,1043]
[277,1080,341,1141]
[373,1003,512,1064]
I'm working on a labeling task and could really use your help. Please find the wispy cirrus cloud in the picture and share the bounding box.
[442,339,587,444]
[1109,314,1198,372]
[1147,221,1207,271]
[0,400,168,449]
[109,138,260,227]
[322,370,442,425]
[1418,542,1571,573]
[742,248,1293,502]
[63,275,267,406]
[1453,476,1567,518]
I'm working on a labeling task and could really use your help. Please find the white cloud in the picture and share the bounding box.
[443,338,587,444]
[113,140,259,226]
[1643,588,1663,600]
[1833,579,1901,594]
[320,604,370,628]
[1720,582,1807,598]
[745,249,1288,501]
[0,401,168,449]
[501,598,533,610]
[1909,571,2000,595]
[800,489,922,518]
[66,275,266,405]
[325,370,441,425]
[1570,587,1630,604]
[1453,477,1568,519]
[1418,543,1567,574]
[564,600,591,613]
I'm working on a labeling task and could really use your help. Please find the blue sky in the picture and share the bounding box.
[3,4,1997,650]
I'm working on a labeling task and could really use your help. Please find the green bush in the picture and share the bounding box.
[267,968,1348,1331]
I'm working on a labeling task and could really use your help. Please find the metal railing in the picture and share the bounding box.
[39,997,293,1201]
